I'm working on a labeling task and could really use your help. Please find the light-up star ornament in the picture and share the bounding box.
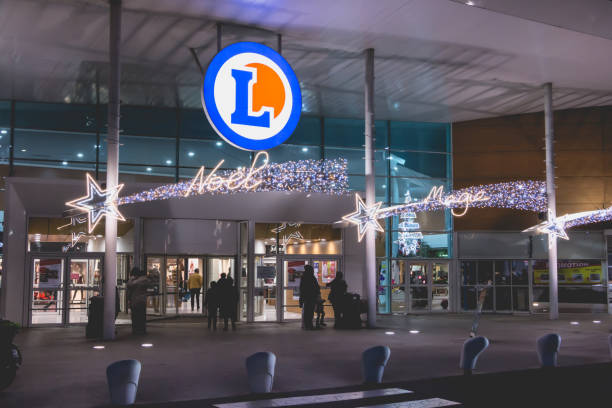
[66,174,125,233]
[539,210,569,241]
[342,194,384,242]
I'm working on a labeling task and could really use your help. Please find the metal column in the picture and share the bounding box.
[364,48,376,328]
[544,82,559,320]
[104,0,122,340]
[247,220,255,322]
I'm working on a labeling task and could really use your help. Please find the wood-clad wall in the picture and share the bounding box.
[452,106,612,231]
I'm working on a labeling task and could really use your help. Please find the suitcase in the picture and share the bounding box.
[86,296,104,339]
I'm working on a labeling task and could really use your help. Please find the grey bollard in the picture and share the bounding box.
[460,336,489,375]
[362,345,391,384]
[537,333,561,368]
[246,352,276,393]
[106,359,141,406]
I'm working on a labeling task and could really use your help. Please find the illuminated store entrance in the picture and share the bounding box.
[30,255,103,325]
[389,261,450,314]
[145,255,236,317]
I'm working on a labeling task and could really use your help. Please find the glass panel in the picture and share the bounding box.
[391,210,447,232]
[282,289,302,320]
[14,129,97,166]
[389,121,449,152]
[457,232,530,259]
[533,260,603,285]
[432,287,449,312]
[102,134,176,166]
[461,286,477,311]
[312,260,337,318]
[324,147,387,176]
[146,257,163,316]
[180,108,217,140]
[288,115,320,145]
[207,258,235,285]
[389,178,451,204]
[120,105,177,138]
[324,118,387,149]
[254,255,277,321]
[433,263,449,284]
[283,260,309,320]
[409,287,428,311]
[513,287,530,311]
[559,287,607,304]
[392,232,450,258]
[477,261,494,284]
[15,101,97,133]
[408,263,428,285]
[511,260,529,284]
[182,257,204,315]
[461,261,477,285]
[391,286,407,313]
[494,260,511,285]
[266,144,321,163]
[377,285,390,314]
[388,151,448,178]
[31,258,65,324]
[495,286,511,311]
[165,257,180,315]
[390,260,404,286]
[179,138,251,170]
[67,258,102,323]
[280,224,342,255]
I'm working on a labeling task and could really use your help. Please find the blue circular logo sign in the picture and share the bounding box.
[202,42,302,151]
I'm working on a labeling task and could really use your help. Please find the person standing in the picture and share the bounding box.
[299,265,320,330]
[218,273,238,331]
[188,268,203,312]
[127,267,150,335]
[326,271,347,328]
[204,281,219,330]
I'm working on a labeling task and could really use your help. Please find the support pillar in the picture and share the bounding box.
[104,0,122,340]
[544,82,559,320]
[364,48,377,328]
[247,220,255,322]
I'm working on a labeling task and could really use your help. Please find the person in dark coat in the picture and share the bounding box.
[204,281,219,330]
[218,273,238,331]
[299,265,320,330]
[326,271,347,328]
[126,267,150,335]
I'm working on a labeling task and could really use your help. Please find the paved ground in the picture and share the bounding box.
[1,313,611,407]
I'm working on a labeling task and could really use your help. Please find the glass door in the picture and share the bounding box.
[145,256,163,316]
[165,257,182,315]
[282,259,309,321]
[254,255,278,321]
[407,262,429,312]
[31,257,65,325]
[183,257,204,314]
[67,258,102,323]
[431,262,450,312]
[312,259,339,319]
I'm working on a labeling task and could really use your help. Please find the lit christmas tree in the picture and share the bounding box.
[397,190,423,255]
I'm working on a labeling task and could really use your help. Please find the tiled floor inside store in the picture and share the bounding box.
[1,313,611,408]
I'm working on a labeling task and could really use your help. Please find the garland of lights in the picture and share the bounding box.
[65,152,348,235]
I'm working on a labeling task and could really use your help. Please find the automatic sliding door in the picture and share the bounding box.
[31,258,65,325]
[67,258,102,323]
[145,257,163,316]
[431,262,450,312]
[254,256,277,321]
[182,257,204,314]
[312,259,339,319]
[283,260,309,320]
[408,262,429,312]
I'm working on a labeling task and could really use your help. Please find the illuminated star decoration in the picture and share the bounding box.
[271,222,301,234]
[524,207,612,242]
[281,231,304,246]
[66,174,125,233]
[342,194,384,242]
[538,209,569,241]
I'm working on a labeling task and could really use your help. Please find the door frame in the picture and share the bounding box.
[401,259,451,314]
[28,252,105,326]
[143,254,238,317]
[277,255,342,322]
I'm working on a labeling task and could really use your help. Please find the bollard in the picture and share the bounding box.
[246,352,276,393]
[460,336,489,375]
[362,345,391,384]
[106,359,141,406]
[537,333,561,368]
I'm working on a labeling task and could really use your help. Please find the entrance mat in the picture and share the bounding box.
[214,388,412,408]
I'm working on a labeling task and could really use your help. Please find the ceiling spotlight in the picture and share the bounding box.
[385,331,395,335]
[570,321,579,325]
[165,159,172,165]
[21,148,26,152]
[532,303,539,307]
[77,153,84,158]
[187,151,195,157]
[409,330,420,334]
[62,161,68,165]
[92,345,105,350]
[466,0,475,5]
[302,147,309,152]
[0,130,6,134]
[146,167,152,172]
[216,141,223,146]
[141,343,154,348]
[593,320,601,324]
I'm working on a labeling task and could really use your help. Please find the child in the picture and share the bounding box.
[315,295,326,328]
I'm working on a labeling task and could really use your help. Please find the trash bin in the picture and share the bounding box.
[86,296,104,339]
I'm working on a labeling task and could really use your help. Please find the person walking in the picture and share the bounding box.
[204,281,219,330]
[299,265,320,330]
[326,271,347,328]
[127,267,150,335]
[187,268,203,312]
